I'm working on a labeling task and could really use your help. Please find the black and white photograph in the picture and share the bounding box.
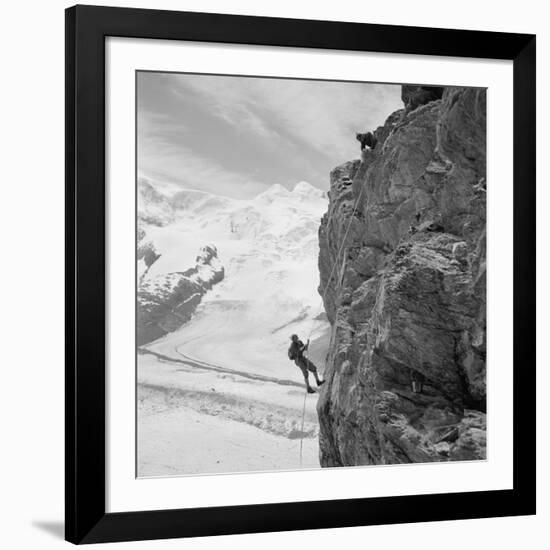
[1,0,542,547]
[136,72,487,477]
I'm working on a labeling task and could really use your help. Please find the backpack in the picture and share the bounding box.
[288,346,296,360]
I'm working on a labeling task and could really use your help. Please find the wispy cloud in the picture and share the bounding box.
[173,80,280,143]
[137,72,402,198]
[138,110,270,198]
[174,75,400,158]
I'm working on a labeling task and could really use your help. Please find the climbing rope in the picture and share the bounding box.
[299,387,308,466]
[305,180,367,346]
[297,181,367,467]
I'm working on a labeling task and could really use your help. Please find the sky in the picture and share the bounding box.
[137,71,403,199]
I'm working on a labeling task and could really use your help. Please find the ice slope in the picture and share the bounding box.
[138,353,319,477]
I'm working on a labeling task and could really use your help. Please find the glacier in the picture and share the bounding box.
[137,178,330,476]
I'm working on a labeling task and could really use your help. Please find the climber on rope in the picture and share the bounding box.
[355,131,377,151]
[288,334,325,394]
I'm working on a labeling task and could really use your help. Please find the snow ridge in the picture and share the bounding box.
[137,242,224,345]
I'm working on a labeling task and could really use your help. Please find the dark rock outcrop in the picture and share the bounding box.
[317,86,486,466]
[401,85,444,112]
[137,227,160,284]
[137,245,224,345]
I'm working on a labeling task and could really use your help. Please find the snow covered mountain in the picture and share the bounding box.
[138,179,175,226]
[137,243,224,345]
[137,178,330,374]
[137,178,330,476]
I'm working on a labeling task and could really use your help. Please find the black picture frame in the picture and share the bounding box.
[65,4,536,544]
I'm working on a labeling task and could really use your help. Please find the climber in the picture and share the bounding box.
[288,334,325,394]
[356,131,377,151]
[411,369,426,394]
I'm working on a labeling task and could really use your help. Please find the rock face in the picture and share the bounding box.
[137,243,224,345]
[317,86,486,466]
[401,85,444,113]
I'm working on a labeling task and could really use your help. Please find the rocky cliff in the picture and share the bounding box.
[137,243,224,345]
[317,86,487,465]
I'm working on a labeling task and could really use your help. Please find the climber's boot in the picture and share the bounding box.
[307,386,316,394]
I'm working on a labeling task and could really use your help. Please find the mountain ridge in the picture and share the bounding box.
[137,177,330,363]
